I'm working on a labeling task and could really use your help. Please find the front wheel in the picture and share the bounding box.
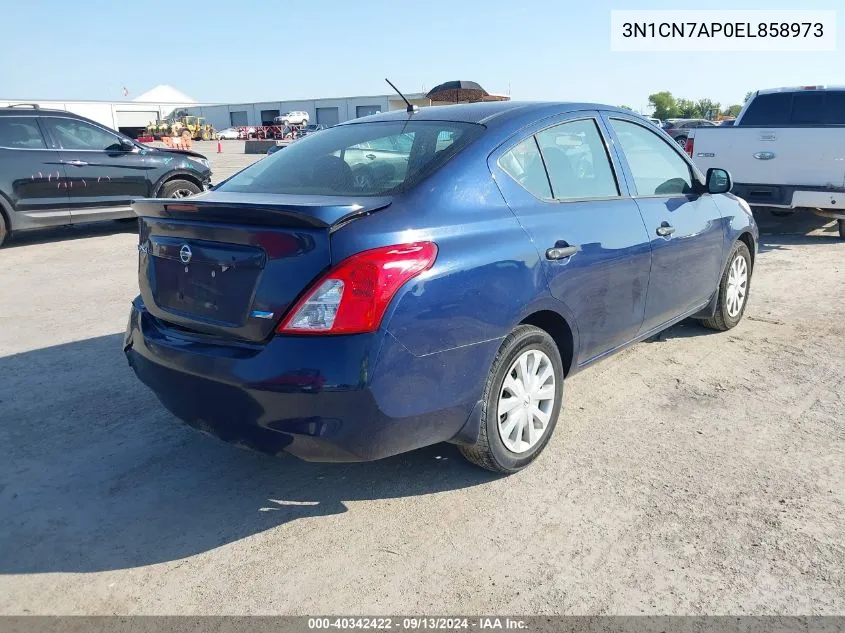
[460,325,564,473]
[0,212,8,248]
[700,240,752,331]
[160,179,201,199]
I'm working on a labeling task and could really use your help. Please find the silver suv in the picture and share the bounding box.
[273,111,309,126]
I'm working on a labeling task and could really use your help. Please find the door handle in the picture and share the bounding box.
[365,154,376,160]
[62,160,89,167]
[546,244,578,260]
[656,222,675,237]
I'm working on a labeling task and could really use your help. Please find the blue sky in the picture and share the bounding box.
[2,0,841,111]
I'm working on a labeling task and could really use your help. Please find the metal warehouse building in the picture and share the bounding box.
[1,85,509,137]
[183,92,439,130]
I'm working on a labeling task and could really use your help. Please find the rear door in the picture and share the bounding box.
[604,114,726,333]
[0,114,69,227]
[490,112,652,364]
[41,116,151,222]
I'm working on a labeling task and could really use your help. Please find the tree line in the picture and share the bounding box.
[645,91,753,120]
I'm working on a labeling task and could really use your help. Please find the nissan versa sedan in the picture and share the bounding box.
[124,102,757,473]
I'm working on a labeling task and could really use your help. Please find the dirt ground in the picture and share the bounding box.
[0,161,842,615]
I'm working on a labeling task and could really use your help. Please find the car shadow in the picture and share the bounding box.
[753,210,841,253]
[3,220,138,249]
[0,334,498,575]
[644,319,714,343]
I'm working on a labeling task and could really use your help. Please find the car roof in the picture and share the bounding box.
[341,101,634,129]
[0,106,70,117]
[755,85,845,95]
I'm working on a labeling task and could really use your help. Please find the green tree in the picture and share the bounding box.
[648,91,677,120]
[618,105,634,110]
[675,98,698,118]
[725,104,743,117]
[744,91,754,103]
[696,99,720,120]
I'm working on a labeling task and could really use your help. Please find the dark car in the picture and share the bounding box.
[295,124,327,139]
[124,102,757,473]
[662,118,717,146]
[0,105,212,247]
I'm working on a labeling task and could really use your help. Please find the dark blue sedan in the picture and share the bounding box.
[124,102,757,472]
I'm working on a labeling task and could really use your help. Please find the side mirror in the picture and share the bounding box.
[119,138,135,151]
[706,167,731,194]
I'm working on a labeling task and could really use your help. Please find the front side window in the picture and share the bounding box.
[45,118,123,151]
[217,120,484,196]
[610,119,693,196]
[0,117,46,149]
[498,137,552,200]
[535,119,619,200]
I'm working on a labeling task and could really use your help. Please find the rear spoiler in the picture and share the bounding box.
[132,194,393,230]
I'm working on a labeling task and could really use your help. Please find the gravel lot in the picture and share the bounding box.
[0,142,842,615]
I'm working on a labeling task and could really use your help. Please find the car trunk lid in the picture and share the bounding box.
[133,193,391,342]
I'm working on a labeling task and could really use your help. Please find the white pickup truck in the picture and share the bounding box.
[686,86,845,239]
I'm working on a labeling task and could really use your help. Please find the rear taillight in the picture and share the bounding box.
[684,137,694,157]
[277,242,438,335]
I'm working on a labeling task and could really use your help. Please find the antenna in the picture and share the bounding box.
[385,78,418,113]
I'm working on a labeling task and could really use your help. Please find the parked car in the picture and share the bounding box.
[125,102,757,472]
[718,119,735,126]
[274,111,309,126]
[663,118,717,146]
[647,117,662,127]
[0,105,212,247]
[687,86,845,238]
[295,124,327,138]
[216,127,241,140]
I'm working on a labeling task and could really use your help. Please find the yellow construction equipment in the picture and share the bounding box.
[168,115,215,141]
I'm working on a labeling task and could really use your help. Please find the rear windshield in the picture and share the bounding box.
[217,120,485,196]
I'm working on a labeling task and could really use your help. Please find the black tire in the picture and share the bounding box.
[700,240,752,332]
[675,135,687,147]
[838,219,845,240]
[0,211,8,248]
[459,325,564,473]
[160,179,201,199]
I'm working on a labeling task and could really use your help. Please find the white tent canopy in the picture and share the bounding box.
[133,85,196,103]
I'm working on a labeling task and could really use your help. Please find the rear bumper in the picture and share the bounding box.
[123,300,488,461]
[733,182,845,217]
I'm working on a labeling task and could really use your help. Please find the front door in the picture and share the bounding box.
[490,112,652,364]
[604,115,726,333]
[0,115,69,228]
[41,116,151,223]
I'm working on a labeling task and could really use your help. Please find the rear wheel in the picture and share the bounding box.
[675,135,687,147]
[838,219,845,240]
[160,179,201,199]
[701,240,752,331]
[0,212,8,248]
[460,325,564,473]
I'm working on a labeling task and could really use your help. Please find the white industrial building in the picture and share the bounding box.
[182,92,435,130]
[0,85,202,137]
[1,85,509,137]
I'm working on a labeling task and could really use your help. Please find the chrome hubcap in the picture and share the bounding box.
[726,254,748,317]
[497,349,557,454]
[171,188,195,199]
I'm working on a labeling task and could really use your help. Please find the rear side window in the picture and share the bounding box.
[741,93,792,125]
[535,119,618,200]
[791,92,825,124]
[0,117,46,149]
[610,119,693,196]
[824,92,845,124]
[498,137,552,200]
[217,120,484,196]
